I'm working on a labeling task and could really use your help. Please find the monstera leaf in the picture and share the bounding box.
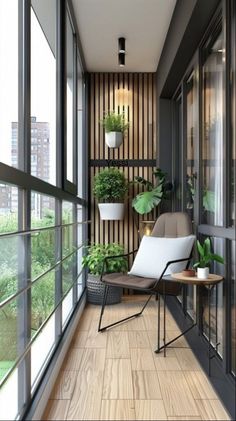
[132,185,163,215]
[203,190,215,213]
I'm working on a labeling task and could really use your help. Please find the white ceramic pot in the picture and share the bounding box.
[98,203,124,220]
[197,267,209,279]
[105,131,123,148]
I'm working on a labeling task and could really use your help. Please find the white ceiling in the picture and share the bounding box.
[72,0,176,72]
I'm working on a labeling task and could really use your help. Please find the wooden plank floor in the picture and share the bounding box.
[43,296,231,421]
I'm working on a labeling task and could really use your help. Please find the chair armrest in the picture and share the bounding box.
[100,249,138,282]
[152,256,192,290]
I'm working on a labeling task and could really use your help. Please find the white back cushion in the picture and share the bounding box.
[128,235,195,279]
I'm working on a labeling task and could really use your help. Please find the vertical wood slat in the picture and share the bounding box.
[89,73,156,252]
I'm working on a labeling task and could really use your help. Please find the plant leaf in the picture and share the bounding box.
[132,189,162,214]
[197,240,204,257]
[210,253,224,264]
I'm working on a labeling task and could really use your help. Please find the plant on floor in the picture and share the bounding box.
[82,243,128,305]
[193,237,224,279]
[82,243,127,276]
[132,168,172,215]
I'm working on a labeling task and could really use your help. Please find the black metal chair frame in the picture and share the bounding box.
[98,249,192,356]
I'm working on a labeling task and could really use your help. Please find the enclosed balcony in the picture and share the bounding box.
[0,0,235,420]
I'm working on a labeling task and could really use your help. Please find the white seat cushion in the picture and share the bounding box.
[128,235,195,279]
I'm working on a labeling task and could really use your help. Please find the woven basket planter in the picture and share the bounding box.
[87,274,122,305]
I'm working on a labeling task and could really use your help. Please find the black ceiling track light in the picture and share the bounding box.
[119,52,125,67]
[118,37,126,67]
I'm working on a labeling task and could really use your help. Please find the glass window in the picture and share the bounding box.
[201,29,224,225]
[231,241,236,375]
[0,1,18,169]
[66,13,75,184]
[202,237,224,357]
[31,1,56,185]
[185,71,197,320]
[174,95,183,212]
[77,60,83,197]
[31,193,56,280]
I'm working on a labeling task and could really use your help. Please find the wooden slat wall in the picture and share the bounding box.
[89,73,157,253]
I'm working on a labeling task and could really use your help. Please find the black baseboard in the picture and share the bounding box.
[167,296,236,420]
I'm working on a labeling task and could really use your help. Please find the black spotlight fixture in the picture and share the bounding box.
[118,37,126,53]
[119,52,125,67]
[118,37,126,67]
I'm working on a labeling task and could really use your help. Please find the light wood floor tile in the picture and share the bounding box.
[168,417,202,420]
[102,359,133,399]
[125,315,146,331]
[128,331,150,348]
[196,399,231,420]
[43,297,230,421]
[158,371,199,417]
[100,400,135,420]
[184,371,218,400]
[67,370,103,420]
[51,371,77,400]
[62,348,84,371]
[77,313,92,331]
[106,331,130,358]
[79,348,106,371]
[135,400,167,420]
[72,331,88,348]
[132,370,162,399]
[147,331,176,356]
[85,328,107,348]
[175,348,201,371]
[130,348,155,370]
[43,400,69,420]
[166,330,190,348]
[154,355,182,371]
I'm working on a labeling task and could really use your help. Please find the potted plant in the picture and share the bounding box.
[93,167,128,220]
[82,243,128,304]
[193,237,224,279]
[100,111,129,148]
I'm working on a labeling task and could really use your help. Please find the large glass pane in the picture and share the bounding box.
[31,1,56,185]
[31,193,56,280]
[231,241,236,376]
[202,237,224,357]
[77,59,83,197]
[0,184,18,233]
[66,13,75,183]
[175,95,183,212]
[185,71,197,319]
[0,1,18,169]
[62,201,75,258]
[0,186,19,304]
[201,30,224,225]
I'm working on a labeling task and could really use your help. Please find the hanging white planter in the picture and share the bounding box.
[197,267,209,279]
[98,203,125,220]
[105,131,123,148]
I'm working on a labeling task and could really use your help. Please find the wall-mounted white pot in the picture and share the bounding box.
[98,203,124,220]
[105,131,123,148]
[197,267,209,279]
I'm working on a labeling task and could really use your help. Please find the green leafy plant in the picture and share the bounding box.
[100,111,129,133]
[132,168,172,215]
[193,237,224,269]
[93,167,128,203]
[82,243,128,276]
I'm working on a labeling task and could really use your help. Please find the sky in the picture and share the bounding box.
[0,1,56,185]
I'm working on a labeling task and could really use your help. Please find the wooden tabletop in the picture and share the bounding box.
[171,272,223,286]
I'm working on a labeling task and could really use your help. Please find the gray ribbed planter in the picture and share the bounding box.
[87,274,122,305]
